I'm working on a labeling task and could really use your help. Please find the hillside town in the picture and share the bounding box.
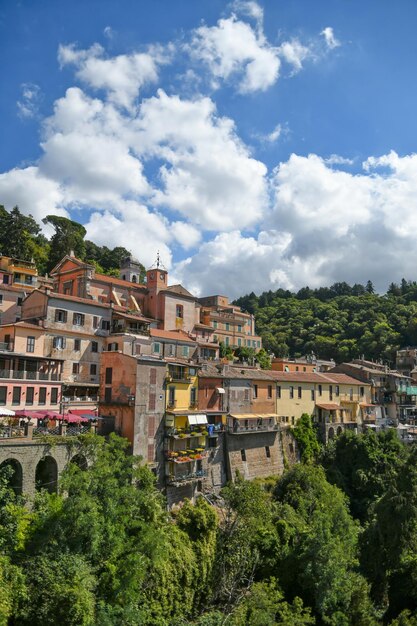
[0,252,417,506]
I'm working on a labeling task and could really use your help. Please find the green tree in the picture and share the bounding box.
[43,215,87,271]
[291,414,320,464]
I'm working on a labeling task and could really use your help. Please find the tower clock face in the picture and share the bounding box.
[149,272,154,279]
[160,273,165,280]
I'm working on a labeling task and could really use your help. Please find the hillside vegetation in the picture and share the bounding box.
[235,281,417,363]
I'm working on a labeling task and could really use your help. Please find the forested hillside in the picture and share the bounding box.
[0,205,145,280]
[235,282,417,363]
[2,428,417,625]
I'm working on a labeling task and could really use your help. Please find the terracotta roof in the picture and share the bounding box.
[113,311,153,323]
[269,371,371,386]
[151,329,197,343]
[94,273,147,290]
[164,284,196,299]
[194,323,214,330]
[45,292,110,309]
[0,284,32,294]
[332,363,387,376]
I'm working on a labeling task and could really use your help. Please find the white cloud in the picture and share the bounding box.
[324,154,354,166]
[0,166,67,223]
[58,43,165,110]
[171,221,201,249]
[190,15,280,93]
[84,200,172,269]
[278,39,312,73]
[132,90,268,229]
[103,26,114,40]
[321,27,340,49]
[17,83,42,119]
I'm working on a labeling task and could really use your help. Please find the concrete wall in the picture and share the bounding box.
[225,430,285,482]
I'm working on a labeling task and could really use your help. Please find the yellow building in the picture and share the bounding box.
[269,371,373,441]
[0,256,38,289]
[164,361,208,496]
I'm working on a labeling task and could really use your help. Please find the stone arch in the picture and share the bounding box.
[70,453,88,470]
[336,426,343,436]
[328,427,335,440]
[0,458,23,495]
[35,455,58,493]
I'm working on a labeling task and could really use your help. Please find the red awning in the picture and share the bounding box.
[69,409,96,417]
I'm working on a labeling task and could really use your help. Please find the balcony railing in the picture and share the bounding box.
[165,426,208,438]
[227,422,279,434]
[397,385,417,395]
[0,425,26,439]
[0,342,14,352]
[166,469,208,486]
[0,369,62,381]
[62,395,98,403]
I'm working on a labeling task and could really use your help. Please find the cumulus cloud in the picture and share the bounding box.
[321,26,340,49]
[132,90,268,229]
[58,42,165,110]
[17,83,42,119]
[0,166,67,223]
[190,15,280,93]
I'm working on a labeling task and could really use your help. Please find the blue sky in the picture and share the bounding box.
[1,0,417,297]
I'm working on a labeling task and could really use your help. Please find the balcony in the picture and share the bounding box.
[166,449,207,462]
[165,425,208,439]
[397,385,417,395]
[0,369,62,382]
[0,425,26,439]
[166,469,208,486]
[62,395,98,403]
[0,342,14,352]
[227,421,279,434]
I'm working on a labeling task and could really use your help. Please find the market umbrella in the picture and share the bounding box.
[0,408,15,416]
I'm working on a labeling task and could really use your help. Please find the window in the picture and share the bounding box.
[289,386,294,399]
[105,367,113,385]
[318,384,322,396]
[93,316,99,329]
[53,336,66,349]
[153,342,161,354]
[168,386,175,406]
[17,297,23,307]
[39,387,47,405]
[240,449,246,462]
[2,275,9,285]
[91,341,98,353]
[277,386,281,399]
[26,387,34,404]
[303,367,306,372]
[12,387,21,405]
[335,385,340,396]
[237,324,242,332]
[225,336,229,346]
[208,437,217,448]
[267,385,272,399]
[244,388,249,401]
[296,366,299,372]
[225,323,230,331]
[360,386,365,397]
[253,384,258,399]
[72,363,80,375]
[350,388,353,401]
[104,388,112,403]
[311,389,315,401]
[73,312,85,326]
[265,446,271,458]
[55,309,67,323]
[74,339,81,351]
[329,385,333,401]
[176,304,183,318]
[213,320,218,329]
[107,343,119,351]
[182,346,189,357]
[0,295,3,305]
[90,364,97,376]
[298,386,302,399]
[63,281,73,294]
[51,388,58,404]
[190,387,197,405]
[26,336,35,353]
[237,338,242,346]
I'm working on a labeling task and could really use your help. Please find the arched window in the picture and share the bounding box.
[35,456,58,493]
